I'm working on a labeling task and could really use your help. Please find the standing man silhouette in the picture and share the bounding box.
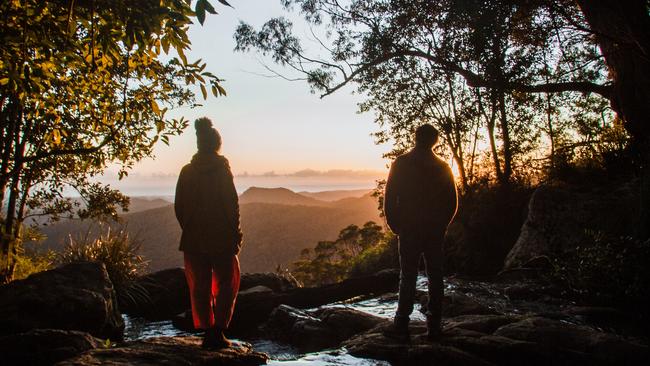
[175,117,243,349]
[383,124,458,341]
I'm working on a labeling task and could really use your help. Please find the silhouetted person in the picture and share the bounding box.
[383,124,458,341]
[175,117,243,349]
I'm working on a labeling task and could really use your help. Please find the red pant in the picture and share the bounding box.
[183,253,240,330]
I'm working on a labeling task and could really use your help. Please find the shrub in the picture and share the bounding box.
[348,234,398,278]
[59,227,149,306]
[4,223,53,281]
[548,231,650,308]
[292,221,396,287]
[12,249,56,280]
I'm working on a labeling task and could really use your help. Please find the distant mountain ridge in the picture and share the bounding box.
[298,189,372,202]
[238,187,329,206]
[30,188,383,273]
[123,197,172,214]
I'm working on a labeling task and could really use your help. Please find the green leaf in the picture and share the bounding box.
[203,0,218,15]
[216,83,227,96]
[217,0,232,7]
[200,84,207,100]
[195,0,206,25]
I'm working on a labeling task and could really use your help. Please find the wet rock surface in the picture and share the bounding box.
[121,268,190,321]
[0,262,124,340]
[229,269,399,336]
[344,314,649,366]
[240,272,300,292]
[122,269,300,322]
[260,305,384,352]
[56,336,268,366]
[0,329,101,366]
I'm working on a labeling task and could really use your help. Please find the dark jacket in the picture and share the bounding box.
[384,147,458,235]
[175,152,242,256]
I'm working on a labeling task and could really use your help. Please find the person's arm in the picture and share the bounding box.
[219,158,243,253]
[442,165,458,225]
[174,166,190,230]
[384,158,402,234]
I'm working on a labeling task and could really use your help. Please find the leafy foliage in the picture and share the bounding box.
[12,249,56,281]
[0,0,227,282]
[548,231,650,308]
[234,0,622,190]
[292,221,396,286]
[58,227,149,307]
[59,228,147,287]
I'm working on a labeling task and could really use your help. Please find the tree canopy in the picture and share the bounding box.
[0,0,227,282]
[237,1,630,183]
[235,0,650,235]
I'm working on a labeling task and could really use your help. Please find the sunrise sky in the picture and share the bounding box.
[100,1,391,195]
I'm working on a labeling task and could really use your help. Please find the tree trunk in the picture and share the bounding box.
[0,105,23,283]
[478,90,505,183]
[498,91,513,183]
[447,76,469,191]
[546,93,556,171]
[577,0,650,238]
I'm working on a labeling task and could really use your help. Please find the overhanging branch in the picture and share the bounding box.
[319,48,613,100]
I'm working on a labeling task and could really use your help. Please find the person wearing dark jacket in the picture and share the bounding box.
[175,117,243,349]
[383,124,458,341]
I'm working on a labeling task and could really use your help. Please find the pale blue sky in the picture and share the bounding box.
[123,1,389,181]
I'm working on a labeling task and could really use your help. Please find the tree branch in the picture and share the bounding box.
[320,48,613,100]
[21,134,114,164]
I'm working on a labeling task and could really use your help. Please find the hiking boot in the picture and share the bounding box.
[202,328,232,349]
[382,318,410,342]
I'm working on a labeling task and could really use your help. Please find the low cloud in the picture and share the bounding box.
[236,169,385,179]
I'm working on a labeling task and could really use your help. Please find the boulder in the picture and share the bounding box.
[260,305,384,352]
[343,321,492,366]
[229,269,399,336]
[314,307,387,341]
[442,293,499,317]
[417,292,498,318]
[240,272,299,292]
[504,183,638,269]
[503,283,562,301]
[342,314,649,366]
[260,305,337,352]
[494,316,649,365]
[0,329,101,366]
[0,261,124,340]
[166,270,398,337]
[561,306,644,335]
[444,315,520,334]
[443,186,532,276]
[56,336,268,366]
[120,268,189,321]
[239,285,274,295]
[121,270,298,321]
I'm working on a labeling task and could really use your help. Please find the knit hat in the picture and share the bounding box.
[195,117,221,153]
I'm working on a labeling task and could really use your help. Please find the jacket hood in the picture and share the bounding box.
[190,152,226,173]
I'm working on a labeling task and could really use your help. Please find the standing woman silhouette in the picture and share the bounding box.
[174,117,243,349]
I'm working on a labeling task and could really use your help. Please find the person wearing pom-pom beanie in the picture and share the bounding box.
[174,117,242,349]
